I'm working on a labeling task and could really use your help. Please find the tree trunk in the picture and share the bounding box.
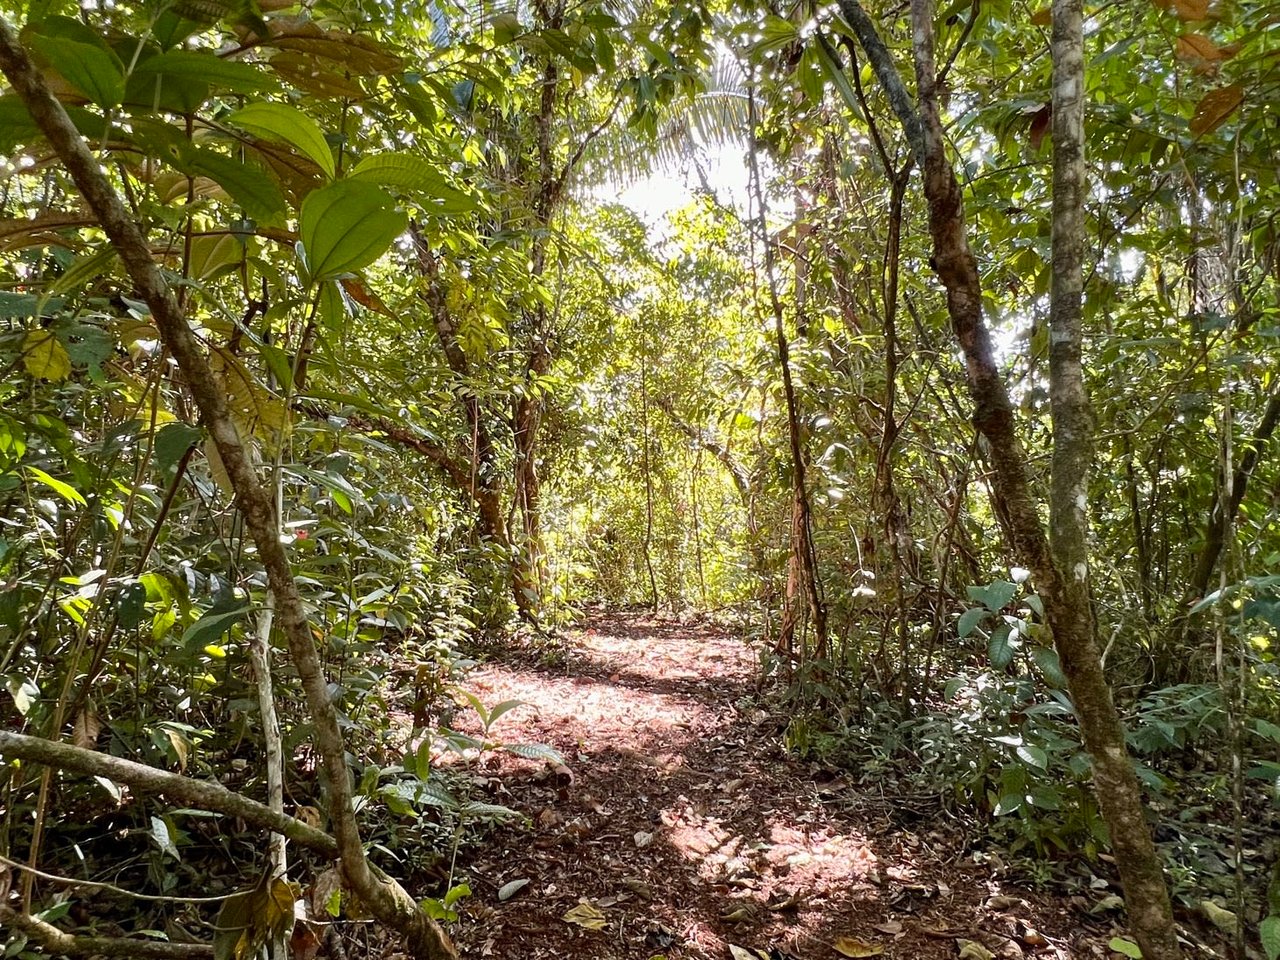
[836,1,1181,953]
[0,24,458,959]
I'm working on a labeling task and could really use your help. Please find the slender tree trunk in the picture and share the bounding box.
[0,24,458,959]
[837,0,1181,953]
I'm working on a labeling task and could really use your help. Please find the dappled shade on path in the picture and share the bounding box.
[439,614,1085,959]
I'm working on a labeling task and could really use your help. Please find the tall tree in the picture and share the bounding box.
[835,0,1182,952]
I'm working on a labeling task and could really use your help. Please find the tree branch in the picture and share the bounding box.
[0,908,213,959]
[0,731,339,856]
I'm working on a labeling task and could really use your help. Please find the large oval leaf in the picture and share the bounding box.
[226,102,335,179]
[349,152,479,213]
[299,181,406,282]
[28,33,124,108]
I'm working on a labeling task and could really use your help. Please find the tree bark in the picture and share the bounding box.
[0,23,458,959]
[0,731,338,856]
[835,2,1181,953]
[1047,0,1179,950]
[0,908,213,959]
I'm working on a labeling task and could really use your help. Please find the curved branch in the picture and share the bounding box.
[0,908,213,959]
[0,731,338,857]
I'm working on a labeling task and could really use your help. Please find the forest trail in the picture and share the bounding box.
[442,614,1086,960]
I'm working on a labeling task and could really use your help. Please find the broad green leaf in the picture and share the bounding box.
[27,29,124,107]
[227,102,335,179]
[1260,916,1280,960]
[25,465,85,505]
[299,180,406,281]
[1031,645,1069,688]
[1016,744,1048,770]
[987,622,1016,669]
[22,329,71,381]
[967,580,1019,612]
[349,152,479,213]
[132,49,274,96]
[957,606,985,639]
[174,146,287,224]
[181,600,250,649]
[154,422,203,469]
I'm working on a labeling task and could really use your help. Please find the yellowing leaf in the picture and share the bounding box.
[834,936,884,957]
[1189,83,1243,136]
[728,947,767,960]
[563,901,607,930]
[1030,7,1051,25]
[957,941,996,960]
[25,466,86,506]
[23,329,71,380]
[205,437,234,496]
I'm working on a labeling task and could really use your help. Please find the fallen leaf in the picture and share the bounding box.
[563,901,607,930]
[872,921,903,936]
[1200,899,1238,934]
[833,936,884,957]
[622,877,656,900]
[728,946,767,960]
[957,940,995,960]
[634,830,654,848]
[497,879,528,902]
[1089,894,1125,914]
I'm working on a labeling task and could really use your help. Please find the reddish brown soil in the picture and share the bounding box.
[439,613,1117,960]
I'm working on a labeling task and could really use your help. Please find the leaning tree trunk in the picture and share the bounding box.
[1045,0,1180,950]
[0,21,458,960]
[836,0,1181,953]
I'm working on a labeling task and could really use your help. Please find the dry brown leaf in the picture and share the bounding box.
[72,702,101,750]
[833,936,884,957]
[1030,7,1051,25]
[1028,104,1052,150]
[1176,33,1223,60]
[1171,0,1209,19]
[1189,83,1244,136]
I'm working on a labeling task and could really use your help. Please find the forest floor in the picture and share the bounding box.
[431,612,1124,960]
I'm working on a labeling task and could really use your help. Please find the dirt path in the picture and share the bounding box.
[442,613,1093,960]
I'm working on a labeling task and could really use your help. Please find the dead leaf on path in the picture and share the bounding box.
[563,901,607,930]
[634,830,654,848]
[621,877,656,900]
[833,936,884,957]
[872,920,903,936]
[497,878,528,902]
[728,946,768,960]
[957,939,995,960]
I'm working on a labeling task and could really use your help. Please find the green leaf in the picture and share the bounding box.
[133,49,274,95]
[299,181,406,281]
[987,622,1017,669]
[176,146,287,224]
[227,102,335,179]
[993,792,1022,816]
[957,606,985,639]
[1016,744,1048,770]
[1031,645,1069,688]
[967,579,1019,612]
[1261,915,1280,960]
[154,422,203,469]
[181,600,250,649]
[1109,937,1142,958]
[28,31,124,107]
[25,465,85,505]
[349,152,479,213]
